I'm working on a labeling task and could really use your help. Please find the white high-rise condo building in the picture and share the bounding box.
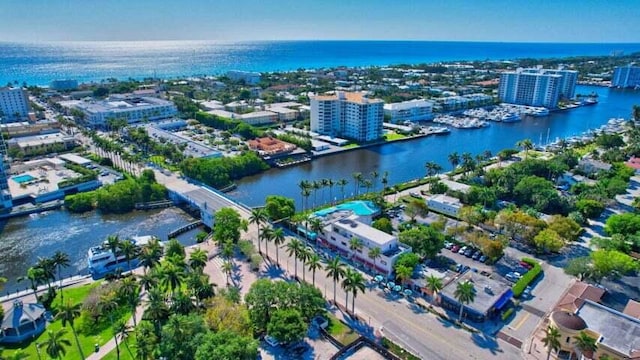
[384,99,434,123]
[311,92,383,142]
[612,65,640,88]
[0,87,30,123]
[498,68,577,108]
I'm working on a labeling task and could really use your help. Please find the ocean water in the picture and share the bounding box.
[1,40,640,86]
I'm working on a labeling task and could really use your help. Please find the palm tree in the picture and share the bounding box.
[249,208,269,254]
[395,265,413,286]
[370,171,379,192]
[425,161,441,178]
[137,272,158,292]
[573,331,597,360]
[320,178,330,204]
[325,257,346,306]
[348,237,364,260]
[306,253,322,286]
[461,152,475,176]
[261,226,275,261]
[327,179,335,204]
[298,180,311,211]
[454,280,476,322]
[44,329,72,359]
[119,240,139,274]
[301,188,311,213]
[272,228,286,265]
[342,268,366,315]
[158,262,185,296]
[517,138,534,159]
[425,275,443,305]
[352,172,363,196]
[35,257,55,291]
[18,266,45,300]
[144,288,169,333]
[51,251,70,296]
[337,178,348,200]
[367,247,382,273]
[188,248,208,273]
[448,152,460,174]
[139,239,163,275]
[55,302,85,360]
[542,325,561,360]
[114,321,134,359]
[285,239,304,280]
[362,179,373,194]
[299,247,311,282]
[381,171,389,193]
[221,260,233,285]
[118,277,140,327]
[106,235,122,259]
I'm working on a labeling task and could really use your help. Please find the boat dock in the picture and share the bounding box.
[168,220,203,239]
[134,200,174,210]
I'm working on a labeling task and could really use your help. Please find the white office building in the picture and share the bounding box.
[0,87,30,123]
[427,194,463,218]
[226,71,262,85]
[612,65,640,88]
[311,92,384,142]
[498,69,564,108]
[384,99,434,123]
[72,96,177,129]
[322,215,411,277]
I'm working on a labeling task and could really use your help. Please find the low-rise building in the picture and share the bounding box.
[383,99,434,123]
[71,96,177,128]
[7,133,77,157]
[248,137,296,156]
[226,70,262,85]
[439,271,513,322]
[578,158,612,175]
[239,111,278,126]
[0,120,61,138]
[427,194,462,218]
[267,107,299,121]
[434,93,493,112]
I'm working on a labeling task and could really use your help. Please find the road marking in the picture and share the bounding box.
[511,312,530,330]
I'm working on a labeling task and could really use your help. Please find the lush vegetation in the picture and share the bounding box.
[65,170,166,213]
[194,111,263,139]
[181,152,269,189]
[512,258,542,298]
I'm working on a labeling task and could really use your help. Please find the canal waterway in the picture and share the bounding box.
[229,85,640,207]
[0,207,195,294]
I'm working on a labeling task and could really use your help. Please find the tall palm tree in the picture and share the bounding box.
[352,172,363,196]
[327,179,335,204]
[51,251,70,295]
[118,277,140,327]
[573,331,597,360]
[367,247,382,273]
[221,260,233,285]
[144,288,169,333]
[285,239,304,280]
[395,265,413,286]
[35,257,55,291]
[325,258,346,306]
[139,240,163,275]
[43,329,72,359]
[542,325,561,360]
[306,253,322,286]
[516,138,534,159]
[337,178,348,200]
[370,171,379,192]
[425,275,443,305]
[119,240,139,274]
[448,152,460,173]
[137,272,158,292]
[261,226,275,261]
[249,208,269,254]
[342,268,366,315]
[18,267,45,300]
[348,237,364,260]
[188,248,208,273]
[158,262,185,296]
[454,281,476,322]
[362,179,373,194]
[55,302,85,360]
[320,178,330,204]
[309,217,324,243]
[425,161,441,178]
[298,180,311,211]
[272,228,286,265]
[381,171,389,193]
[299,247,311,282]
[106,235,122,260]
[301,188,311,213]
[311,181,321,208]
[115,320,135,359]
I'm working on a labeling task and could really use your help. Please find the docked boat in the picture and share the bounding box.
[87,235,160,279]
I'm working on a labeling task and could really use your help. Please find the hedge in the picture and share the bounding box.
[512,258,542,298]
[501,308,515,321]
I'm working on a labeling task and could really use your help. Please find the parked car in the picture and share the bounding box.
[444,242,454,249]
[519,261,533,270]
[458,246,467,255]
[505,272,522,282]
[451,245,460,252]
[479,255,488,263]
[464,248,474,257]
[410,192,421,198]
[472,251,482,260]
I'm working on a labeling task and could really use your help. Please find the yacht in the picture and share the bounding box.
[87,235,160,279]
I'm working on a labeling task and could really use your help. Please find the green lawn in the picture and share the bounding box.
[149,155,180,172]
[3,281,133,360]
[341,143,360,149]
[384,132,407,141]
[102,336,137,360]
[326,314,359,346]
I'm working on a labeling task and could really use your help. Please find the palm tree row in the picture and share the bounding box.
[297,171,389,212]
[17,250,71,301]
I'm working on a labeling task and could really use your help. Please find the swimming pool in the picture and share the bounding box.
[12,174,35,184]
[314,200,379,217]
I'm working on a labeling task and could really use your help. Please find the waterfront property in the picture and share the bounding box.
[0,87,30,123]
[612,64,640,89]
[6,132,77,157]
[499,68,578,108]
[311,91,384,142]
[248,137,297,157]
[49,79,78,91]
[88,235,158,279]
[145,121,222,159]
[0,301,47,344]
[426,194,463,218]
[383,99,434,123]
[439,271,513,322]
[68,95,178,128]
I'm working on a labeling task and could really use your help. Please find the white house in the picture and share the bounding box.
[427,194,462,218]
[322,215,411,277]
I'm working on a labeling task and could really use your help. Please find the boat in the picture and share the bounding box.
[87,235,160,279]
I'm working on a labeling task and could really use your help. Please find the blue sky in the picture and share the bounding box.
[1,0,638,42]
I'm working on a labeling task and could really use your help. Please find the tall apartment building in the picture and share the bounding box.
[310,92,383,142]
[0,87,30,123]
[226,70,262,85]
[544,69,578,99]
[498,68,569,108]
[383,99,434,123]
[612,65,640,88]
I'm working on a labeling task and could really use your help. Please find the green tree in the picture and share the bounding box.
[325,257,346,306]
[249,208,268,254]
[189,248,209,273]
[119,240,140,274]
[214,208,248,245]
[573,331,598,359]
[264,195,296,221]
[395,265,413,286]
[542,325,561,360]
[43,329,72,359]
[547,215,583,243]
[159,261,186,296]
[267,308,308,344]
[454,281,476,322]
[575,198,605,219]
[591,249,638,279]
[516,138,534,159]
[272,227,286,265]
[51,251,70,300]
[18,266,45,300]
[194,330,258,360]
[342,268,366,315]
[533,229,565,253]
[605,213,640,236]
[139,238,163,275]
[405,198,429,221]
[285,239,304,279]
[55,302,85,360]
[160,314,207,360]
[398,225,445,259]
[425,274,443,305]
[372,217,394,234]
[306,253,322,286]
[165,238,186,259]
[368,247,382,273]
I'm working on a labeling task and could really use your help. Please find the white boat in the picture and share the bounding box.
[87,235,160,279]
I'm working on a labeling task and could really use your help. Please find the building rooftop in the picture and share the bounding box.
[576,300,640,358]
[428,194,462,206]
[58,153,92,166]
[239,111,277,120]
[440,179,471,194]
[551,311,588,331]
[440,271,512,315]
[7,133,74,148]
[74,96,174,114]
[332,215,396,247]
[383,99,434,111]
[623,300,640,319]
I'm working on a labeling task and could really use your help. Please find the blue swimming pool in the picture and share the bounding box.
[314,200,379,217]
[12,174,35,184]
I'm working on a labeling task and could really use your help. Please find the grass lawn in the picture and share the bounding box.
[384,132,406,141]
[3,281,133,360]
[103,336,137,360]
[341,143,360,149]
[574,143,597,157]
[149,155,180,172]
[326,314,359,346]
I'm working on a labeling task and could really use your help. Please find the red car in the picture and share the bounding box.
[451,245,460,252]
[519,261,533,270]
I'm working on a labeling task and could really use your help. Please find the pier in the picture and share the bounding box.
[167,220,203,239]
[134,200,174,210]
